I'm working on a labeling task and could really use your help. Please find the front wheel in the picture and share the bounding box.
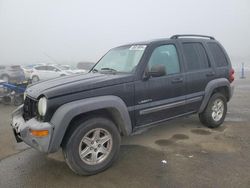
[62,117,121,175]
[199,93,227,128]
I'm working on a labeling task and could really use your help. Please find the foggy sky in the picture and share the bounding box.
[0,0,249,66]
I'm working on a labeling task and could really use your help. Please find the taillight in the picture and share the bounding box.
[229,68,235,83]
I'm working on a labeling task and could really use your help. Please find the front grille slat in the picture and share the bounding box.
[23,97,37,121]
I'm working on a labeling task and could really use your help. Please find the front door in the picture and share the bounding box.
[134,43,186,127]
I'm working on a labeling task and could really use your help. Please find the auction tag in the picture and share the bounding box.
[129,45,147,51]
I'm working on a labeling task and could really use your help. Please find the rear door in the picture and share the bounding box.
[134,43,187,127]
[179,41,216,112]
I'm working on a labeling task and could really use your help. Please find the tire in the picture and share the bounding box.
[199,93,227,128]
[1,96,11,105]
[13,95,24,106]
[62,117,121,175]
[32,76,39,83]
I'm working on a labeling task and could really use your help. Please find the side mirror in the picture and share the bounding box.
[148,64,166,77]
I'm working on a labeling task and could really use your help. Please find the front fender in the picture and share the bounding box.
[48,95,132,153]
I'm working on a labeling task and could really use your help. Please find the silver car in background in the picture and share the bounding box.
[0,65,25,83]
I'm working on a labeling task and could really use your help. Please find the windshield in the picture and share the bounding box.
[93,45,146,73]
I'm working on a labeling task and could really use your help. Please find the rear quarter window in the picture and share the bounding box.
[182,42,210,71]
[10,65,21,70]
[207,43,228,67]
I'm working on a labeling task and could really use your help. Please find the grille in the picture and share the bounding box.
[23,96,38,121]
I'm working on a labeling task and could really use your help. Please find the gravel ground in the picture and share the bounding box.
[0,73,250,188]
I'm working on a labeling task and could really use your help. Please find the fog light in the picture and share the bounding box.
[30,129,49,137]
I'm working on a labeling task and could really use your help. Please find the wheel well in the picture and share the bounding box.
[61,108,126,147]
[212,86,229,101]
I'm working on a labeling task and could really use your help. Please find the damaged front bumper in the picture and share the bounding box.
[11,105,54,153]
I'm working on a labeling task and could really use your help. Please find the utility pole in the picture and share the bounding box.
[240,62,246,79]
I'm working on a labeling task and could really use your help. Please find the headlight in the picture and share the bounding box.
[38,97,47,116]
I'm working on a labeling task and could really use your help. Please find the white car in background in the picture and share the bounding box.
[61,65,87,74]
[30,64,74,83]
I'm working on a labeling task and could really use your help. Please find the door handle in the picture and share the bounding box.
[206,71,215,77]
[171,77,183,83]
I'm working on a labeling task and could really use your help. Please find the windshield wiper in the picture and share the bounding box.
[100,67,117,73]
[92,68,99,73]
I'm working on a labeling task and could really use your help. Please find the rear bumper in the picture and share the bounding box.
[229,84,234,100]
[11,106,54,153]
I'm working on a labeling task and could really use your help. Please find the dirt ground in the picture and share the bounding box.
[0,73,250,188]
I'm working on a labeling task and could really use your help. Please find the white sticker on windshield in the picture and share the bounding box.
[129,45,147,51]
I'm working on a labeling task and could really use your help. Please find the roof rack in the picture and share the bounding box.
[170,34,215,40]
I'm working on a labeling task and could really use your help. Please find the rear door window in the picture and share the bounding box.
[47,66,57,71]
[207,43,228,67]
[35,66,46,70]
[182,43,210,71]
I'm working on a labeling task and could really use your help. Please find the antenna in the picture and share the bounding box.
[43,52,58,63]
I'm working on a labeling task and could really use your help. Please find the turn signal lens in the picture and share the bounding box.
[30,129,49,137]
[229,68,235,83]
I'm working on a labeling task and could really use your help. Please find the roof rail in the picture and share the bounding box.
[170,34,215,40]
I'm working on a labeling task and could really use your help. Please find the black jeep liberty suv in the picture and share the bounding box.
[11,34,234,175]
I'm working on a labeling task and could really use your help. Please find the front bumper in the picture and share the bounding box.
[11,105,54,152]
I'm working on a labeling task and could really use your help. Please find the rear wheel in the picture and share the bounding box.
[199,93,227,128]
[2,75,9,83]
[62,117,121,175]
[1,96,11,105]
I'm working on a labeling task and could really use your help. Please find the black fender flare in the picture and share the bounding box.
[199,78,232,113]
[48,95,132,152]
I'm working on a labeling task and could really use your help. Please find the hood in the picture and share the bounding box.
[26,73,134,99]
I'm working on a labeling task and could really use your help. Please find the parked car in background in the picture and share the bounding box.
[76,62,95,72]
[0,65,25,83]
[30,64,74,83]
[22,64,44,80]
